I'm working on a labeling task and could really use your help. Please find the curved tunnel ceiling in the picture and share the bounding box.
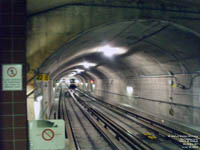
[39,19,200,82]
[28,0,200,16]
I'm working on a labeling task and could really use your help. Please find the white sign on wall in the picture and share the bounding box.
[29,120,65,150]
[2,64,23,91]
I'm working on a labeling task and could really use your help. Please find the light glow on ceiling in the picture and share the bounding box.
[75,69,85,73]
[68,72,77,77]
[85,83,88,87]
[34,101,41,120]
[36,96,43,102]
[92,84,96,89]
[126,86,134,95]
[98,45,127,57]
[80,61,96,69]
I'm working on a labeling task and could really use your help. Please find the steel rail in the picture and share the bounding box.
[62,98,80,150]
[77,89,200,149]
[70,91,123,150]
[57,89,80,150]
[74,93,154,150]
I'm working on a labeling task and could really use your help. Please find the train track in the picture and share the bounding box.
[69,91,155,150]
[79,96,181,150]
[66,97,116,150]
[75,89,200,150]
[61,91,127,150]
[59,88,159,150]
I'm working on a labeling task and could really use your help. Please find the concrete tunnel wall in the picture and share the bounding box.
[86,58,200,126]
[92,75,200,126]
[40,67,200,126]
[45,62,200,126]
[27,1,200,70]
[32,14,200,129]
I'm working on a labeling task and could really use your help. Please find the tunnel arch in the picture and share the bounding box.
[38,19,200,126]
[39,19,200,75]
[28,2,200,69]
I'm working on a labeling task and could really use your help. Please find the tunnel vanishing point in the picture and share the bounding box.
[1,0,200,150]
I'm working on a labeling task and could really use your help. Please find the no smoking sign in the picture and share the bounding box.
[29,120,65,150]
[7,67,18,77]
[42,129,55,141]
[2,64,22,91]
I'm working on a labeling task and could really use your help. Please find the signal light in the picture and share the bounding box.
[90,80,94,84]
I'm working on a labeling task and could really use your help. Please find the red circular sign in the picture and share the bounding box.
[42,129,55,141]
[7,67,17,77]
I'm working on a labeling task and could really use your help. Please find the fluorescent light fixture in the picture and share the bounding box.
[36,96,43,102]
[126,86,133,95]
[75,69,85,73]
[71,72,77,75]
[98,45,127,57]
[80,62,96,69]
[92,84,96,89]
[68,72,77,77]
[75,79,80,83]
[68,74,74,77]
[85,83,88,87]
[34,101,41,120]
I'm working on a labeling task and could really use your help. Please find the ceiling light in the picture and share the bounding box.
[92,84,96,89]
[80,62,96,69]
[68,74,74,77]
[75,69,85,73]
[126,86,133,95]
[36,96,43,102]
[98,45,127,57]
[68,72,77,77]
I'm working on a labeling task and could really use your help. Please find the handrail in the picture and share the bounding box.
[26,88,35,98]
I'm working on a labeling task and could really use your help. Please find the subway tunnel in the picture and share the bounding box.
[27,2,200,150]
[2,0,200,150]
[29,21,200,150]
[37,19,200,124]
